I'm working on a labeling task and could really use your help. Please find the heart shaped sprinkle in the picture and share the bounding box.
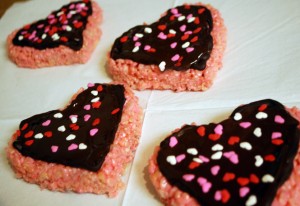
[157,99,300,205]
[111,5,213,71]
[12,83,125,172]
[12,0,93,51]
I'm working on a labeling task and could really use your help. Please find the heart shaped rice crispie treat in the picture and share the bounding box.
[149,99,300,206]
[6,83,143,197]
[7,0,102,68]
[108,3,226,91]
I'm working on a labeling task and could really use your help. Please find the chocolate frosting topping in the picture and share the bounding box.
[12,0,92,51]
[13,83,125,172]
[110,5,213,71]
[157,99,300,206]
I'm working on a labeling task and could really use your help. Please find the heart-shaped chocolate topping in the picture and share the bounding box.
[110,5,213,71]
[13,83,125,172]
[157,99,300,206]
[12,0,92,51]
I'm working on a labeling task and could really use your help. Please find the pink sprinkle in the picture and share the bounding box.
[42,120,51,126]
[44,27,50,33]
[272,132,282,139]
[84,104,91,110]
[215,191,222,201]
[90,128,98,136]
[186,47,194,53]
[199,155,209,163]
[48,14,54,19]
[49,19,56,25]
[202,182,212,193]
[176,154,186,163]
[87,83,95,87]
[274,115,285,124]
[68,143,78,151]
[182,174,195,182]
[51,145,58,153]
[84,114,91,122]
[133,36,139,41]
[169,136,178,147]
[37,24,44,29]
[171,8,178,15]
[211,165,220,176]
[170,42,177,48]
[240,187,250,197]
[171,54,180,61]
[214,124,223,135]
[67,13,72,19]
[69,4,75,9]
[180,24,186,32]
[184,31,193,35]
[197,177,207,185]
[135,42,141,47]
[157,32,167,40]
[239,122,251,128]
[144,45,151,51]
[223,151,239,164]
[187,14,193,19]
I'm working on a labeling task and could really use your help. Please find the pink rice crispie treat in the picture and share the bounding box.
[7,0,102,68]
[108,3,226,92]
[6,83,143,197]
[148,99,300,206]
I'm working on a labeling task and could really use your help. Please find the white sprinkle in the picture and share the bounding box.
[34,133,43,139]
[240,142,252,150]
[246,195,257,206]
[178,16,186,21]
[135,33,144,38]
[212,144,223,151]
[66,134,76,141]
[193,157,203,163]
[233,112,242,121]
[58,125,66,132]
[65,25,72,31]
[166,155,177,165]
[41,33,47,39]
[132,46,139,53]
[262,174,275,183]
[211,151,222,160]
[187,16,196,23]
[187,148,198,155]
[255,155,263,167]
[253,127,262,137]
[52,33,60,41]
[79,3,86,7]
[69,10,77,15]
[70,116,78,123]
[91,90,98,96]
[18,35,24,41]
[144,27,152,33]
[159,61,166,71]
[256,112,268,119]
[57,11,64,16]
[54,113,63,118]
[182,42,190,49]
[91,97,100,103]
[169,29,176,34]
[79,143,87,150]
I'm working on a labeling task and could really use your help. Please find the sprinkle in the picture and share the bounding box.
[256,112,268,119]
[91,90,98,96]
[182,42,190,48]
[240,142,252,150]
[90,128,98,136]
[18,35,24,41]
[214,124,223,135]
[24,130,34,138]
[199,155,210,163]
[182,174,195,182]
[275,115,285,124]
[159,61,166,71]
[170,42,177,48]
[239,122,251,128]
[68,143,78,151]
[171,54,180,62]
[135,42,141,47]
[166,155,176,165]
[87,83,95,87]
[169,136,178,148]
[25,140,34,146]
[135,33,144,38]
[176,154,186,163]
[51,145,58,153]
[56,11,64,16]
[52,33,60,41]
[187,16,196,23]
[157,32,167,40]
[211,151,222,160]
[91,97,100,103]
[84,104,91,110]
[233,112,242,121]
[65,25,72,31]
[144,45,151,51]
[42,120,51,126]
[197,177,211,193]
[253,127,262,137]
[58,125,66,132]
[84,114,91,122]
[212,144,223,151]
[132,46,139,52]
[41,34,47,39]
[239,187,250,197]
[79,143,87,150]
[171,8,178,15]
[34,133,43,139]
[223,151,239,164]
[255,155,263,167]
[272,132,282,139]
[246,195,257,206]
[180,24,186,32]
[262,174,275,183]
[169,29,176,34]
[44,131,52,138]
[144,27,152,33]
[187,148,198,155]
[178,16,186,21]
[69,115,78,123]
[66,134,76,141]
[211,165,220,175]
[186,47,194,53]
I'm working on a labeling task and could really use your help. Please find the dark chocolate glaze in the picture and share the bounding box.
[12,0,92,51]
[110,5,213,71]
[157,99,300,206]
[13,84,125,172]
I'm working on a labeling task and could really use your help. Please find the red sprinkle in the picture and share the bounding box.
[223,173,235,182]
[198,8,205,14]
[191,36,198,43]
[21,123,29,131]
[111,108,120,115]
[44,131,53,138]
[74,21,83,29]
[250,174,260,184]
[197,126,205,137]
[189,161,200,169]
[60,36,68,42]
[120,36,128,43]
[24,130,34,138]
[258,104,268,111]
[194,17,200,24]
[97,85,103,92]
[25,140,34,146]
[193,27,202,34]
[208,133,221,141]
[158,24,167,31]
[237,177,249,186]
[221,189,231,204]
[92,101,101,109]
[264,154,276,161]
[228,136,240,145]
[92,118,101,126]
[181,34,189,41]
[272,139,284,145]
